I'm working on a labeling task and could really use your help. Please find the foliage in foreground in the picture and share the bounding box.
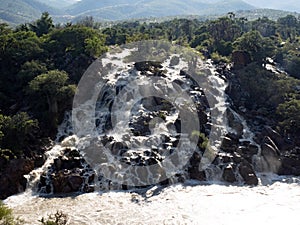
[0,201,22,225]
[39,211,68,225]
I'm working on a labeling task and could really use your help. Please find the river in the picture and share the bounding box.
[5,176,300,225]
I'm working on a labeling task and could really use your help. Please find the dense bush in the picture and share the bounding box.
[39,211,68,225]
[0,112,38,156]
[0,201,22,225]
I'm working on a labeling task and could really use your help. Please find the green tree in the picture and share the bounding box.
[17,60,48,86]
[44,26,107,82]
[277,99,300,135]
[233,30,274,64]
[0,112,38,155]
[0,29,42,108]
[208,17,241,42]
[277,15,299,41]
[28,70,75,134]
[251,17,276,37]
[29,12,54,37]
[85,36,107,58]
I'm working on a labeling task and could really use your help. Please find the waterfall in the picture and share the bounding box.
[4,42,300,225]
[22,41,269,196]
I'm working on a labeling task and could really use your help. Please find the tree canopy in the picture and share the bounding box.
[0,12,300,160]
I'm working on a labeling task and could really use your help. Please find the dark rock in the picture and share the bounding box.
[52,171,73,193]
[226,109,243,138]
[0,159,34,199]
[261,143,279,158]
[239,144,259,161]
[54,158,62,171]
[262,126,285,149]
[221,136,237,153]
[238,161,258,185]
[101,135,114,146]
[110,142,128,156]
[134,61,162,72]
[263,137,280,156]
[52,170,84,193]
[232,51,251,68]
[60,157,82,170]
[169,56,180,66]
[174,118,181,133]
[247,144,259,155]
[218,154,233,164]
[222,164,237,183]
[188,152,206,181]
[278,156,300,176]
[68,149,81,158]
[34,154,46,168]
[68,174,84,190]
[188,167,206,181]
[232,152,243,163]
[198,110,208,125]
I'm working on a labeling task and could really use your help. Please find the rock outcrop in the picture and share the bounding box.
[0,159,34,199]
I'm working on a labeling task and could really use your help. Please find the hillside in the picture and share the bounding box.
[1,0,299,25]
[36,0,79,8]
[0,0,60,25]
[244,0,300,13]
[234,9,300,21]
[68,0,256,21]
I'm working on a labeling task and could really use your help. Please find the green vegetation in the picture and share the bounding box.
[0,201,22,225]
[0,112,39,156]
[0,11,300,193]
[39,211,68,225]
[277,99,300,134]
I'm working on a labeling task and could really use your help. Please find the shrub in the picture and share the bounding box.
[0,201,22,225]
[39,211,68,225]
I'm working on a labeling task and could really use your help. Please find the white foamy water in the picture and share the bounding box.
[5,177,300,225]
[5,42,299,225]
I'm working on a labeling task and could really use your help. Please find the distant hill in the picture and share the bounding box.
[36,0,79,8]
[0,0,60,25]
[1,0,299,26]
[234,9,300,20]
[67,0,256,21]
[243,0,300,13]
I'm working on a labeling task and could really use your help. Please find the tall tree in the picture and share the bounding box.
[28,70,75,135]
[233,30,275,64]
[29,12,54,37]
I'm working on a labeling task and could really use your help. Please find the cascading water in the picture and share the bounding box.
[4,41,300,225]
[19,42,263,194]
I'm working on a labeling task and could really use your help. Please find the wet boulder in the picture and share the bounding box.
[222,164,237,183]
[134,61,162,72]
[0,159,34,199]
[52,170,84,193]
[278,153,300,176]
[238,161,258,185]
